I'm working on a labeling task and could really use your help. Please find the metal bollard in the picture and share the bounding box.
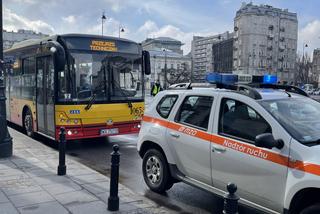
[108,144,120,211]
[223,183,240,214]
[57,127,66,176]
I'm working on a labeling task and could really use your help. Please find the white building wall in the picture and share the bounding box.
[146,54,191,90]
[191,31,233,81]
[233,3,298,83]
[3,29,48,49]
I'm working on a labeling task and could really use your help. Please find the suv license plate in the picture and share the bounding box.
[100,128,119,135]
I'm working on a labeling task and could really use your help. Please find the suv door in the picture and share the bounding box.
[166,94,215,184]
[210,95,290,212]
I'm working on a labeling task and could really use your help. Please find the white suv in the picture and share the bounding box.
[137,84,320,214]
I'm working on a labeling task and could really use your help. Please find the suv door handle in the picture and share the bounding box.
[169,132,180,138]
[212,145,226,153]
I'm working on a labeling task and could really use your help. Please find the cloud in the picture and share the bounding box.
[86,17,129,38]
[299,20,320,58]
[62,15,76,24]
[103,0,125,12]
[102,0,225,30]
[3,7,54,34]
[138,20,158,34]
[10,0,37,4]
[136,20,219,54]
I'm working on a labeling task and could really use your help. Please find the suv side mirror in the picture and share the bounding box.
[142,50,151,75]
[255,133,284,149]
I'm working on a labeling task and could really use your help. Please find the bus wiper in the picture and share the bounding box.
[84,80,106,111]
[85,94,96,110]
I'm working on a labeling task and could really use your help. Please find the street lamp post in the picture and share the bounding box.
[302,43,308,63]
[153,55,157,81]
[101,12,106,36]
[302,43,308,83]
[190,56,194,83]
[118,24,125,38]
[0,0,13,158]
[163,49,167,89]
[247,53,251,75]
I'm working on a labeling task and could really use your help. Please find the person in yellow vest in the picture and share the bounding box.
[151,81,161,96]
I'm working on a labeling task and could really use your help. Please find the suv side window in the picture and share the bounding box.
[156,95,178,118]
[219,98,272,142]
[176,96,213,130]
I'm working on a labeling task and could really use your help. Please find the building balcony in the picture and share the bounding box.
[267,35,274,40]
[279,46,285,52]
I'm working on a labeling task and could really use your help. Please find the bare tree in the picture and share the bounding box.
[161,62,191,85]
[294,53,313,85]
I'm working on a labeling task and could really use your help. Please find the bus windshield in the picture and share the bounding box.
[58,51,143,103]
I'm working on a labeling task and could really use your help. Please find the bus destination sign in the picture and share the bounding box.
[90,40,118,52]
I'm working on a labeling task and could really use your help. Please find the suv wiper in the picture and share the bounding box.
[303,139,320,146]
[84,80,106,111]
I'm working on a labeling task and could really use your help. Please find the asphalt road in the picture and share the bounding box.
[62,134,262,214]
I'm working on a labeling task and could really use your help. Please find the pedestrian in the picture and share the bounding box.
[151,80,161,96]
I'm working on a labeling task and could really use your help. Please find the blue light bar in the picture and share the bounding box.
[206,73,238,84]
[206,73,221,83]
[221,74,238,84]
[263,75,277,84]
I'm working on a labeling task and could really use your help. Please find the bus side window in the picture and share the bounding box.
[12,59,21,98]
[22,57,36,100]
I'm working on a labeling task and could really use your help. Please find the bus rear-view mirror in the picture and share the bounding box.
[142,51,151,75]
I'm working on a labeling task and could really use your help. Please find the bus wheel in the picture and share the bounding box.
[23,109,34,138]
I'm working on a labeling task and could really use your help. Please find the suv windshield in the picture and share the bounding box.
[58,51,143,102]
[260,98,320,145]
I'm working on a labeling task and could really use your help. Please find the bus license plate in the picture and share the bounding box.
[100,128,119,136]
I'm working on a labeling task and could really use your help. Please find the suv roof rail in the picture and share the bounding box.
[167,82,309,99]
[168,82,213,90]
[216,83,262,100]
[250,84,309,97]
[168,82,262,99]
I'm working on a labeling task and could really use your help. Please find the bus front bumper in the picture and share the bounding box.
[55,121,141,140]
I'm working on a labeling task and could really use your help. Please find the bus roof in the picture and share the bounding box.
[6,34,140,53]
[60,34,138,44]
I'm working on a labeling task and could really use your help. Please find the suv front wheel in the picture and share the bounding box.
[142,149,173,193]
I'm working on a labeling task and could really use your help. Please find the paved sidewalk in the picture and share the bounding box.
[0,128,173,214]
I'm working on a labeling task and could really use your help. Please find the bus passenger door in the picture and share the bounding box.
[36,56,55,137]
[5,69,11,120]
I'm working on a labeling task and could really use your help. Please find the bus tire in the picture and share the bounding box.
[23,109,34,138]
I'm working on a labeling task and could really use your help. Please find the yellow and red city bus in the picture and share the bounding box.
[4,34,150,141]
